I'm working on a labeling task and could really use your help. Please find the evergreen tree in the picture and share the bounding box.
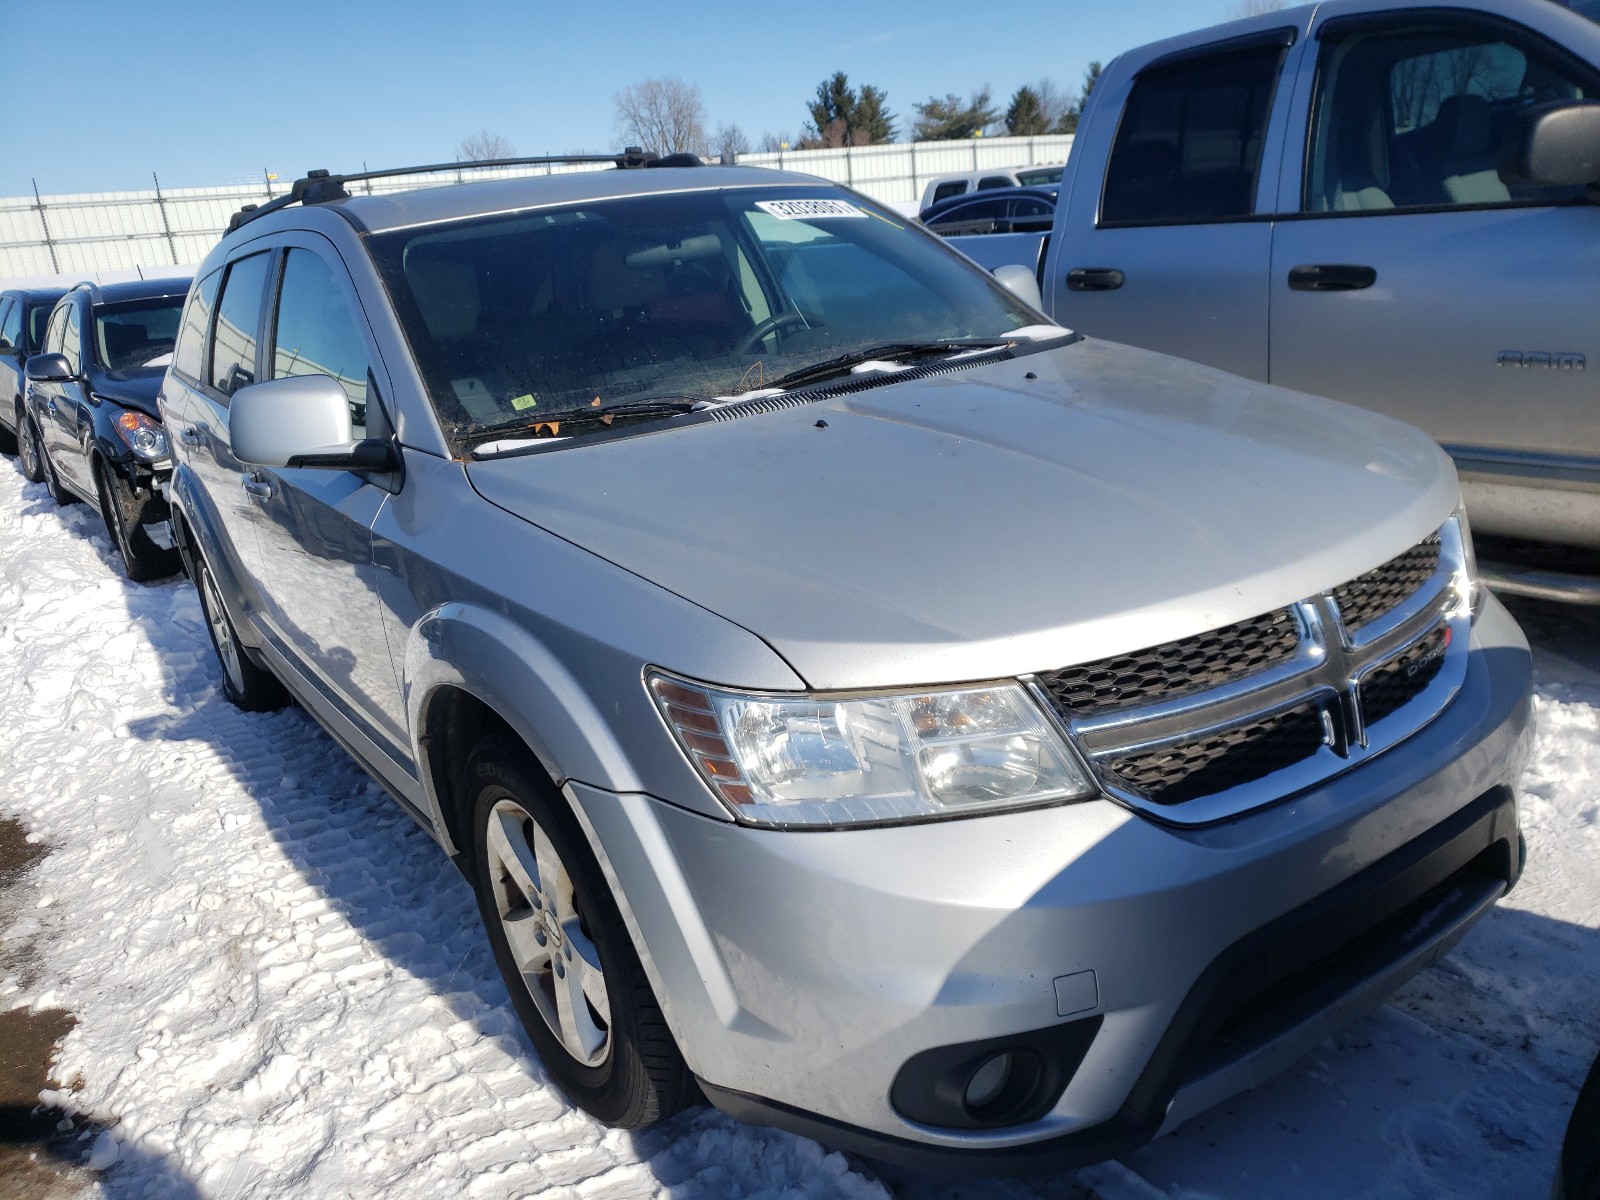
[912,88,999,140]
[1005,86,1050,136]
[801,73,896,147]
[1059,62,1103,134]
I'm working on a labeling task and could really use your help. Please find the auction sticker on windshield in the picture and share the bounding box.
[754,199,867,220]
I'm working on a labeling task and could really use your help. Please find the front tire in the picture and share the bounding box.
[18,413,45,484]
[195,556,287,711]
[98,463,181,583]
[465,734,694,1128]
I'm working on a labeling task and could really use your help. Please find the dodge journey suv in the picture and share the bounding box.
[159,155,1533,1172]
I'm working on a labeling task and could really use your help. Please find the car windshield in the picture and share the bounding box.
[367,186,1041,441]
[96,298,183,371]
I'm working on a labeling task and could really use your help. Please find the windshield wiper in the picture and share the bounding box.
[763,339,1010,394]
[467,397,704,457]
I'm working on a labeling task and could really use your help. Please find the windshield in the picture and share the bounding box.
[367,186,1040,440]
[96,298,183,371]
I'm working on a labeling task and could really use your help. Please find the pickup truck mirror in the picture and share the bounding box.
[1500,100,1600,190]
[230,375,396,472]
[25,353,74,382]
[992,264,1044,311]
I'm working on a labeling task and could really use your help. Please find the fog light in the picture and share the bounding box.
[964,1052,1014,1110]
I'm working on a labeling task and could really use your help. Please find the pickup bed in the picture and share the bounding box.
[952,0,1600,599]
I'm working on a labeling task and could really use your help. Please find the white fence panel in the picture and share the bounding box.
[1,136,1075,284]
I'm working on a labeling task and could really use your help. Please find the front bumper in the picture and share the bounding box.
[567,596,1533,1173]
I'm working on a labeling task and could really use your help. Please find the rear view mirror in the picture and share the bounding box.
[993,264,1044,312]
[1500,100,1600,189]
[25,353,74,382]
[230,375,395,471]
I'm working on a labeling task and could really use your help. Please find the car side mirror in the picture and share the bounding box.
[1500,100,1600,189]
[26,353,75,382]
[230,375,396,472]
[993,264,1044,311]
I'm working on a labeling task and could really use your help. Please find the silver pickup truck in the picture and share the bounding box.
[956,0,1600,601]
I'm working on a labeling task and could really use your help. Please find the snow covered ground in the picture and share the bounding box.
[0,455,1596,1200]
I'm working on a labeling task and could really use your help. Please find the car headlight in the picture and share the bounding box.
[112,410,169,461]
[648,673,1098,828]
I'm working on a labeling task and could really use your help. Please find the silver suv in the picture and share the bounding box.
[159,156,1533,1172]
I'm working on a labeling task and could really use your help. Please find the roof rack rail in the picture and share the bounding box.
[226,147,697,233]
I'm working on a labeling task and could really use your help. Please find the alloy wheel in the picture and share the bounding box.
[199,565,246,696]
[485,798,612,1067]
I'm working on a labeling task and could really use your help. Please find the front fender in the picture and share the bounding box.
[406,601,652,817]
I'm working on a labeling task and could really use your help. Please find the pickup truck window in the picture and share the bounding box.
[1306,16,1597,212]
[1101,42,1286,225]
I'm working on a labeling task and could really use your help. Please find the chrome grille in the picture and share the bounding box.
[1103,703,1327,806]
[1036,609,1298,718]
[1360,624,1450,727]
[1332,534,1441,631]
[1035,521,1467,824]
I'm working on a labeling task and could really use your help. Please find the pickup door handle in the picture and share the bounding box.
[1287,264,1377,292]
[1067,267,1125,292]
[240,472,274,501]
[178,427,204,446]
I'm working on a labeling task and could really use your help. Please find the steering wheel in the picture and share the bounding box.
[735,311,808,356]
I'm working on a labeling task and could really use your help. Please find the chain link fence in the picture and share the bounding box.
[0,136,1073,285]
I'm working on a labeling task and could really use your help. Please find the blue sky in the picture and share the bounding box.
[6,0,1240,197]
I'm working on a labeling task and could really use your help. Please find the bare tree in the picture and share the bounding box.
[714,123,751,162]
[458,131,515,161]
[614,77,708,156]
[1228,0,1286,17]
[757,132,793,152]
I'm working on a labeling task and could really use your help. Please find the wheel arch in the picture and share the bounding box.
[407,603,648,860]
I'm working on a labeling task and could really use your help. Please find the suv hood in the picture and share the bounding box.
[466,340,1459,690]
[89,367,164,419]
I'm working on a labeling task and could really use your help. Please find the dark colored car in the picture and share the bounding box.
[0,287,67,455]
[21,277,191,580]
[919,186,1057,233]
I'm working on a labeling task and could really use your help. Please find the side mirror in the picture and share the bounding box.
[993,263,1044,311]
[25,353,74,382]
[1500,100,1600,189]
[230,375,395,471]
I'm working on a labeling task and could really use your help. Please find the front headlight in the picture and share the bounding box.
[648,673,1098,828]
[111,410,170,461]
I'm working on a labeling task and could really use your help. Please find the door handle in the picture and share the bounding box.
[178,426,203,446]
[45,398,57,416]
[1287,264,1377,292]
[240,472,274,500]
[1067,267,1125,292]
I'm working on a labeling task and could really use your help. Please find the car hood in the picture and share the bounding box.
[465,339,1460,690]
[89,367,164,419]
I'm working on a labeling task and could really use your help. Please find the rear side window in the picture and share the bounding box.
[930,181,967,204]
[271,248,371,436]
[0,299,18,351]
[1101,40,1288,224]
[977,176,1014,189]
[211,253,273,396]
[172,270,220,382]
